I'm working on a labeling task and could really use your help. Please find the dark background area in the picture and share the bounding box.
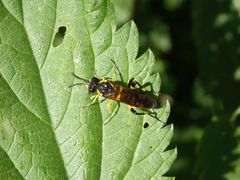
[113,0,240,179]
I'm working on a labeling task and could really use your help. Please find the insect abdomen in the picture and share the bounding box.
[120,88,158,109]
[103,82,158,109]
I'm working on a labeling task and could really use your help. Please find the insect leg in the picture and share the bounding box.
[110,59,124,81]
[142,82,154,92]
[128,106,165,124]
[145,109,166,124]
[128,78,144,89]
[104,102,120,125]
[128,79,155,92]
[91,94,100,103]
[129,106,146,115]
[107,100,113,113]
[81,94,100,108]
[111,72,116,81]
[81,97,106,108]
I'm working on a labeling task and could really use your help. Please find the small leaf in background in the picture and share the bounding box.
[193,0,240,113]
[193,0,240,179]
[0,0,176,179]
[195,115,240,180]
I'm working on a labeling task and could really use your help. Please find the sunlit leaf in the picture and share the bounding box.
[0,0,176,179]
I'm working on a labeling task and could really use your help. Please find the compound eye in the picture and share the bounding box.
[89,83,96,92]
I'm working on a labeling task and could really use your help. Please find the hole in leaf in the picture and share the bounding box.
[52,26,67,47]
[143,122,149,128]
[149,146,153,149]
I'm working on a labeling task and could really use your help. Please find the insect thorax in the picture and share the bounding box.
[97,82,115,95]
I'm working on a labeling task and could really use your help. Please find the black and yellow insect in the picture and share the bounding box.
[70,71,162,123]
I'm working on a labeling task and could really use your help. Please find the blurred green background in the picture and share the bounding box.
[112,0,240,179]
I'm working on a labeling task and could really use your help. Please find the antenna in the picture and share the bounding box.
[69,83,85,88]
[69,72,89,88]
[71,72,89,83]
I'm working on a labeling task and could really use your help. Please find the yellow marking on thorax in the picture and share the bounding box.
[115,86,123,100]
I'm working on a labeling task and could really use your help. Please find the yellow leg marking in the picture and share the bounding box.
[99,77,107,83]
[96,90,103,97]
[127,105,132,110]
[129,79,145,91]
[130,84,145,91]
[112,72,116,81]
[92,94,100,103]
[82,94,100,108]
[107,100,113,113]
[90,95,96,100]
[89,90,103,104]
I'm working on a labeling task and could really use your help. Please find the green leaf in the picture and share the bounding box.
[195,115,240,180]
[111,0,135,25]
[0,0,176,179]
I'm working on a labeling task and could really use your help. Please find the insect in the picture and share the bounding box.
[70,61,163,124]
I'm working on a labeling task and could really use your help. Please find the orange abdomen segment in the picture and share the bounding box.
[103,83,158,109]
[120,88,158,109]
